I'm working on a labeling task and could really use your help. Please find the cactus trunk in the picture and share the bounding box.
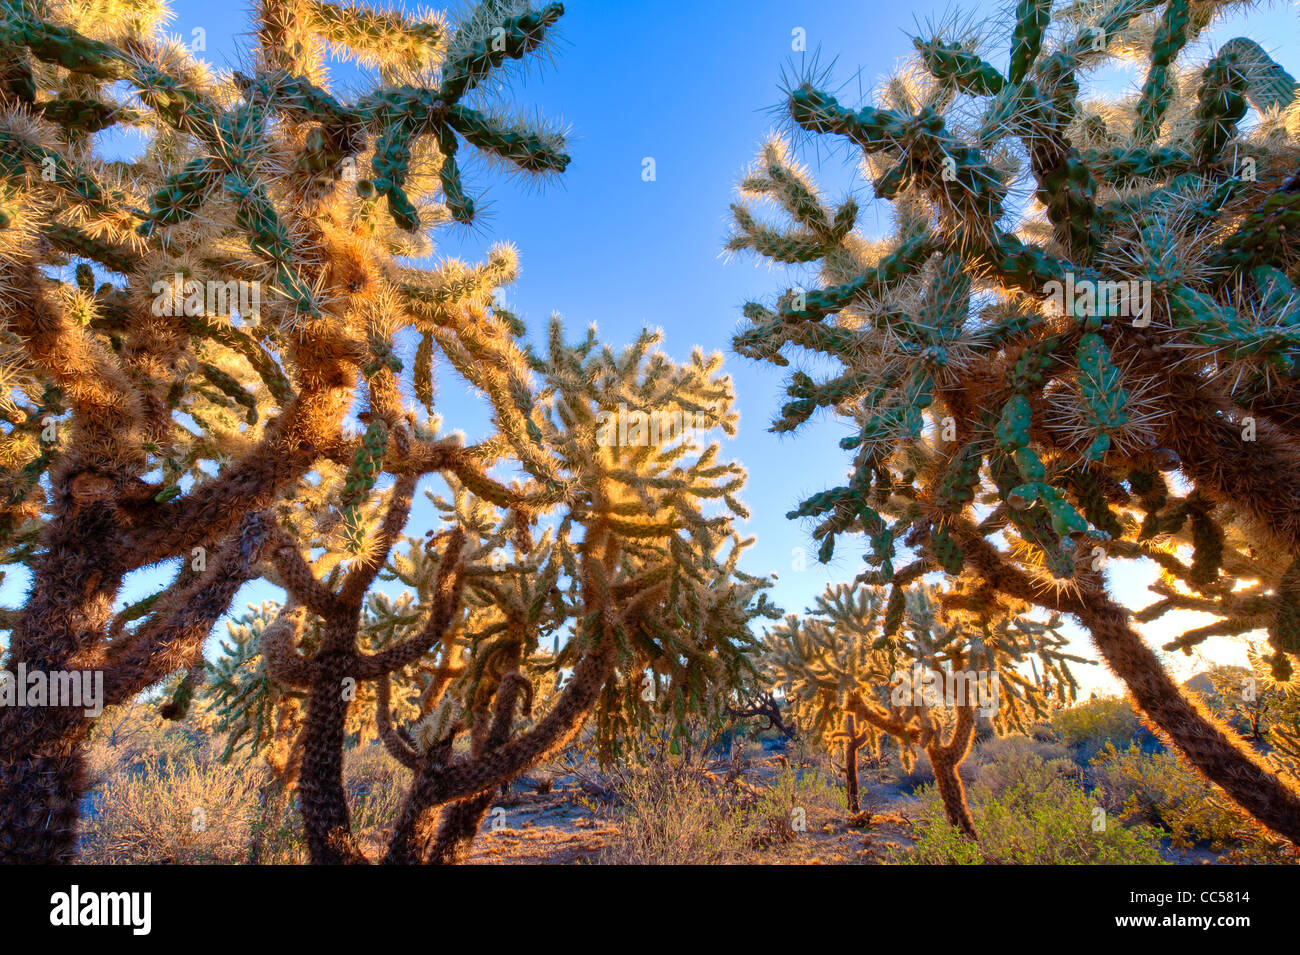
[925,704,977,840]
[843,713,860,813]
[427,791,496,865]
[0,512,124,863]
[1078,587,1300,844]
[929,755,977,840]
[0,711,92,863]
[297,637,366,865]
[384,636,615,864]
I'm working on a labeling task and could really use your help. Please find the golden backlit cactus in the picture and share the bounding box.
[761,579,1078,832]
[730,0,1300,842]
[0,0,571,862]
[200,320,774,864]
[206,602,308,776]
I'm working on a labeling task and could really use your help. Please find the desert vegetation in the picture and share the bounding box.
[1,0,1299,867]
[68,683,1299,864]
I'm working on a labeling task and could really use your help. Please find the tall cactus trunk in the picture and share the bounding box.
[0,709,93,864]
[1078,587,1300,844]
[929,756,977,839]
[0,511,123,863]
[297,640,366,865]
[843,713,860,813]
[925,704,977,839]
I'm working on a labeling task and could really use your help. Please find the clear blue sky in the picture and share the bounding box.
[6,0,1300,694]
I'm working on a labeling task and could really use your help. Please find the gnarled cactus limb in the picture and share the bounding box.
[382,632,615,864]
[0,512,269,862]
[955,522,1300,844]
[924,703,977,839]
[1073,582,1300,844]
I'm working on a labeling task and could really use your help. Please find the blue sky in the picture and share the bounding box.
[7,0,1300,694]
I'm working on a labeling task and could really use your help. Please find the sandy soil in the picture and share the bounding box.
[464,758,922,865]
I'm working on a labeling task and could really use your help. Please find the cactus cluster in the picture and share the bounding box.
[730,0,1300,843]
[0,0,774,864]
[203,323,773,864]
[0,0,581,863]
[761,579,1078,831]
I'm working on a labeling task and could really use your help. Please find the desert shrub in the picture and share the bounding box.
[749,766,847,846]
[889,748,938,793]
[970,734,1073,784]
[1197,654,1300,750]
[1090,743,1295,862]
[84,701,205,783]
[596,748,846,864]
[894,746,1164,865]
[1051,697,1154,764]
[344,744,409,837]
[1028,722,1060,743]
[78,754,263,864]
[885,734,1071,794]
[598,760,755,865]
[245,795,306,866]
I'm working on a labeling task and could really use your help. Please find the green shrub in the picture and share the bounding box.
[1090,742,1295,862]
[886,732,1070,795]
[894,745,1165,864]
[971,733,1073,777]
[749,766,846,846]
[1051,696,1146,763]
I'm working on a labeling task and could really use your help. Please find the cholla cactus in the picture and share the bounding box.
[1202,644,1300,743]
[729,0,1300,842]
[0,0,571,862]
[206,602,307,784]
[207,320,774,864]
[377,321,778,864]
[1201,646,1300,785]
[386,324,777,865]
[762,579,1079,832]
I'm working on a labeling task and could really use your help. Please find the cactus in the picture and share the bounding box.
[204,325,773,864]
[0,0,573,862]
[337,419,388,556]
[1220,37,1298,112]
[760,581,1078,832]
[729,0,1300,844]
[1133,0,1192,145]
